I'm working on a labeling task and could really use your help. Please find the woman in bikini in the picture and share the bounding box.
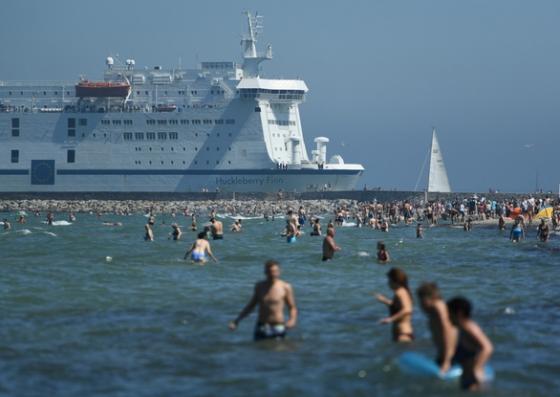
[375,267,414,342]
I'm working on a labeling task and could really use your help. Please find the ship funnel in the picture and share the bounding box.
[314,137,329,164]
[106,56,114,70]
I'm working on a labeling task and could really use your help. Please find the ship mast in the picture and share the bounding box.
[241,12,272,78]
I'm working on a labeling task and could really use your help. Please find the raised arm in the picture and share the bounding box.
[229,285,259,330]
[284,283,298,328]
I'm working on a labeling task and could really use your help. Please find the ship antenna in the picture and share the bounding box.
[240,11,272,78]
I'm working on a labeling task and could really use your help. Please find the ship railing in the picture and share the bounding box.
[0,80,75,87]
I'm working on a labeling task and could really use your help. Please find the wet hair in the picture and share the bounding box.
[417,282,441,300]
[377,241,386,250]
[210,218,215,222]
[264,259,280,272]
[197,232,207,239]
[387,267,412,299]
[447,296,472,318]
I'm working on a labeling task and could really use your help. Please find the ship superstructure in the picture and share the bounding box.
[0,13,364,192]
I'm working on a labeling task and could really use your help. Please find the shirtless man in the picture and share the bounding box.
[184,232,217,264]
[231,219,242,233]
[144,218,155,241]
[322,227,341,261]
[171,223,182,240]
[417,282,458,374]
[210,217,224,240]
[2,218,11,230]
[229,260,297,340]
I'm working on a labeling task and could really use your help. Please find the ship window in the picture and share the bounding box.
[203,119,212,125]
[149,160,152,164]
[228,161,231,164]
[124,120,133,125]
[11,150,19,163]
[43,91,46,95]
[191,91,197,95]
[192,119,201,125]
[215,119,224,125]
[145,91,149,95]
[112,120,121,125]
[157,120,167,125]
[67,150,75,163]
[149,147,152,151]
[170,119,178,125]
[183,147,186,151]
[226,119,235,124]
[135,132,144,140]
[147,120,155,125]
[137,91,140,95]
[194,161,198,165]
[79,118,87,126]
[54,91,58,95]
[254,107,261,112]
[182,161,186,164]
[206,147,209,151]
[66,91,70,96]
[8,91,12,95]
[147,132,156,140]
[161,161,164,164]
[206,160,209,165]
[169,132,178,140]
[195,147,198,151]
[20,91,23,95]
[68,128,76,138]
[228,133,232,137]
[216,147,220,151]
[67,118,76,128]
[157,132,167,140]
[195,133,198,137]
[101,120,110,125]
[171,160,174,164]
[180,119,188,125]
[161,147,164,151]
[123,132,133,141]
[171,147,174,151]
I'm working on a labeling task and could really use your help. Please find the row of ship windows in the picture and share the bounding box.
[133,159,232,166]
[145,118,235,126]
[132,146,232,152]
[121,131,233,141]
[10,149,75,163]
[2,91,72,96]
[268,120,296,126]
[132,90,226,96]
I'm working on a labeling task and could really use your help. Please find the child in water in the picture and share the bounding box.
[377,241,390,264]
[375,268,414,342]
[447,297,493,391]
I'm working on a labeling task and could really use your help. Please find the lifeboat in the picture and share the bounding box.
[75,81,130,98]
[156,104,177,112]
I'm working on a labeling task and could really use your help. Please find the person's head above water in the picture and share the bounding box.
[197,231,207,239]
[417,282,441,310]
[447,296,472,325]
[210,217,216,223]
[377,241,386,250]
[264,259,280,281]
[387,267,410,294]
[327,227,335,237]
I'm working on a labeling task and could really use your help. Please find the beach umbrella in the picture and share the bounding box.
[534,206,553,220]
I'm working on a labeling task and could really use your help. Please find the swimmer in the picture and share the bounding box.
[310,218,322,236]
[447,297,493,391]
[416,223,424,239]
[144,219,155,241]
[102,222,123,227]
[184,232,217,264]
[17,215,26,224]
[3,218,11,230]
[464,218,472,231]
[322,227,341,261]
[510,219,524,242]
[417,282,458,375]
[380,219,389,232]
[297,206,307,227]
[171,223,182,240]
[69,212,76,222]
[191,213,197,231]
[283,218,298,243]
[210,217,224,240]
[536,219,549,242]
[231,219,242,233]
[375,268,414,342]
[46,212,54,226]
[376,241,390,264]
[229,260,297,341]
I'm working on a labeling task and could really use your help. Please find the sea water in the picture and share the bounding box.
[0,213,558,397]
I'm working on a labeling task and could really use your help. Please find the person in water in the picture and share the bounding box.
[536,219,549,242]
[464,217,472,231]
[380,219,389,232]
[46,211,54,226]
[2,218,11,230]
[510,219,524,242]
[231,219,242,233]
[310,218,322,236]
[229,260,297,341]
[376,241,390,264]
[144,218,155,241]
[498,215,506,231]
[184,231,217,264]
[322,227,341,261]
[210,217,224,240]
[191,214,197,231]
[447,297,493,391]
[417,282,458,375]
[284,218,299,243]
[375,267,414,342]
[416,223,424,239]
[171,223,182,241]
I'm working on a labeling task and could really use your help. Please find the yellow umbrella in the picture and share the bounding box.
[534,207,553,220]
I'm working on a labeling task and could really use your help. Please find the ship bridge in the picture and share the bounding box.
[237,78,307,102]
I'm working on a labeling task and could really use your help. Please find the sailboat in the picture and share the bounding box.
[427,128,452,192]
[415,128,452,193]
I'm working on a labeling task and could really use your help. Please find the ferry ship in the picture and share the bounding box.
[0,13,364,193]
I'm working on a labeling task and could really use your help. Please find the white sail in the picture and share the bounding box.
[428,128,452,192]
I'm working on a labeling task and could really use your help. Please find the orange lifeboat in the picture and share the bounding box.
[75,81,130,98]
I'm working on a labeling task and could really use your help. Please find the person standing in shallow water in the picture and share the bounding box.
[416,223,424,239]
[375,268,414,342]
[144,217,155,241]
[184,231,217,264]
[229,260,297,341]
[322,227,341,261]
[376,241,390,264]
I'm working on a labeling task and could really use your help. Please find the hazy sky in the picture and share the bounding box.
[2,0,559,193]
